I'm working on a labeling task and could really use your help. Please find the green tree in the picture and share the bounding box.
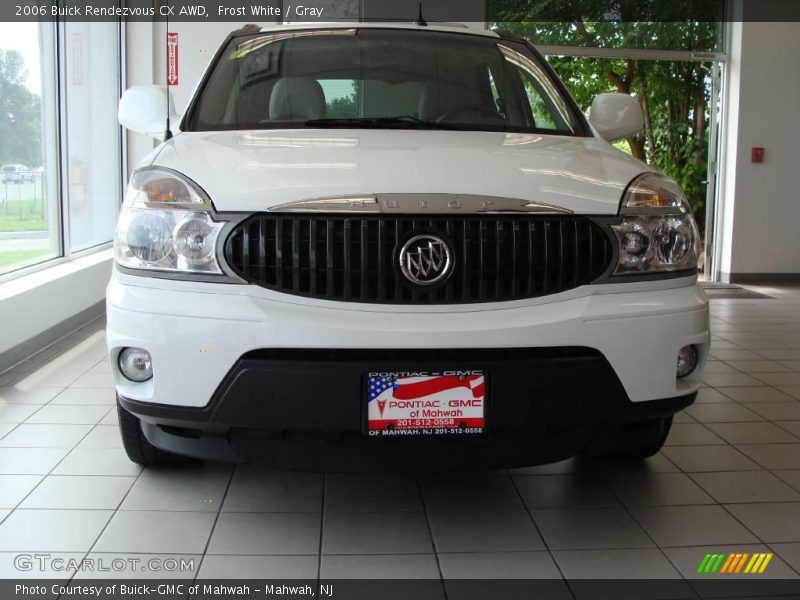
[0,49,42,168]
[497,20,717,228]
[325,79,359,118]
[327,95,358,118]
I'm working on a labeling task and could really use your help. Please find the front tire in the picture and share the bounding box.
[117,400,193,466]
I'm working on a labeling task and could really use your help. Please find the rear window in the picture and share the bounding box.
[184,28,584,135]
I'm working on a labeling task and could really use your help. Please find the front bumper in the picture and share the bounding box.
[107,274,708,466]
[117,345,696,469]
[106,273,709,407]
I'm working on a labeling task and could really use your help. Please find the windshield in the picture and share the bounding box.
[184,28,586,135]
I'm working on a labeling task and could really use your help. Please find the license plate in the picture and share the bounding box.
[365,370,485,437]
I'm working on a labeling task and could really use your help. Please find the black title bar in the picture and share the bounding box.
[2,0,800,22]
[5,578,800,599]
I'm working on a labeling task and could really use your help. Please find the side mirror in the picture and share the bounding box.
[118,85,179,141]
[589,93,644,142]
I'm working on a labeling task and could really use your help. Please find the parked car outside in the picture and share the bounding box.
[109,23,709,470]
[1,164,35,184]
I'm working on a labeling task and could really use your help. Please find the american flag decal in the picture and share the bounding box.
[366,372,485,433]
[392,375,484,400]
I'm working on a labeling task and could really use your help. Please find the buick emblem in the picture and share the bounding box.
[399,234,453,286]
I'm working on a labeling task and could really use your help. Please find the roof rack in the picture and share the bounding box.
[231,24,262,36]
[493,29,527,43]
[360,18,468,27]
[229,21,480,38]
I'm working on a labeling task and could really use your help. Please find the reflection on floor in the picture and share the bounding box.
[1,285,800,592]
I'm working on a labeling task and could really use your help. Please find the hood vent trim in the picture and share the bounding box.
[269,194,573,215]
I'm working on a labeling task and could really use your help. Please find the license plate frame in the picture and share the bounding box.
[364,370,486,437]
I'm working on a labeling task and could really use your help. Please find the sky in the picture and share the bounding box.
[0,22,42,95]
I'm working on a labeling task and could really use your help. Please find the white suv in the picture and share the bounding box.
[109,23,708,469]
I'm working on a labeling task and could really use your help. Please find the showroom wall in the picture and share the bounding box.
[718,20,800,282]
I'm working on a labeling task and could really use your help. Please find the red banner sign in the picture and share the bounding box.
[167,32,178,86]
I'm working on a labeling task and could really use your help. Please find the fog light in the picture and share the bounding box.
[677,345,698,378]
[118,347,153,382]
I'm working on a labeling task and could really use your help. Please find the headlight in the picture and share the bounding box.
[114,168,226,275]
[611,173,700,276]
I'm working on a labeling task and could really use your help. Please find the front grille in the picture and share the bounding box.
[223,214,614,303]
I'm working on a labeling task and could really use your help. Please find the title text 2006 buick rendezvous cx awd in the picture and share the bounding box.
[108,22,709,469]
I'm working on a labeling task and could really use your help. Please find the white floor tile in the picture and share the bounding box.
[0,509,112,552]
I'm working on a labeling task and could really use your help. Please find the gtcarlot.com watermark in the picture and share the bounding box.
[14,553,195,573]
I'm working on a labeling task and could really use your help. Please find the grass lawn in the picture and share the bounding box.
[0,248,52,271]
[0,198,48,233]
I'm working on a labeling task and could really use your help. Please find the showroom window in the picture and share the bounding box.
[0,22,59,275]
[63,22,122,252]
[0,21,122,277]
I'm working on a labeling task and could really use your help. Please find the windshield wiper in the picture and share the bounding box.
[305,116,444,129]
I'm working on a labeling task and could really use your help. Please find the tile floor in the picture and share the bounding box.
[1,285,800,597]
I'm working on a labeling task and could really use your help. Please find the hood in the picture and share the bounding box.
[152,129,653,215]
